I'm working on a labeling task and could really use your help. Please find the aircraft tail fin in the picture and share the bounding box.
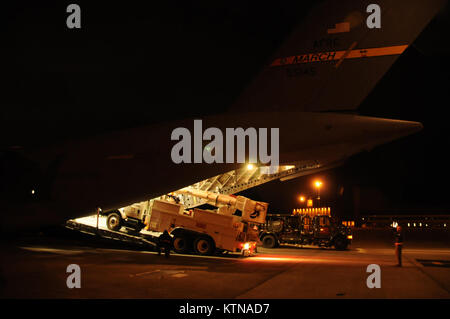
[231,0,446,112]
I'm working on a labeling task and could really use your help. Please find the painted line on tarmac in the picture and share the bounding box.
[404,255,450,295]
[130,269,190,278]
[404,249,450,255]
[131,270,162,277]
[20,246,84,255]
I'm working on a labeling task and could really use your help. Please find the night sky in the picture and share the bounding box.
[2,1,450,216]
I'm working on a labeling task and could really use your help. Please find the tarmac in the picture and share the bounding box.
[1,224,449,299]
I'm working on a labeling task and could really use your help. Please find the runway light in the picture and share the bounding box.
[299,196,305,202]
[31,189,35,195]
[347,235,353,240]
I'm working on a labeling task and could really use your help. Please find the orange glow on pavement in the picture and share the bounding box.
[244,254,384,265]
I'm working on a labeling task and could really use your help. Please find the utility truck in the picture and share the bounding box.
[101,202,148,233]
[102,189,268,256]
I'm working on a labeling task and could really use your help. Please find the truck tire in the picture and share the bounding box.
[262,234,277,248]
[334,236,348,250]
[173,235,190,254]
[194,237,214,255]
[106,212,122,231]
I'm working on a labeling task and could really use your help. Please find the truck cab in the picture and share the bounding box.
[102,201,148,233]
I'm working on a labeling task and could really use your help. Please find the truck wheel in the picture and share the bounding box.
[262,234,277,248]
[106,212,122,231]
[334,237,348,250]
[173,235,189,254]
[194,237,214,255]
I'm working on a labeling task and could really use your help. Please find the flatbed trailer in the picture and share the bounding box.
[65,219,158,250]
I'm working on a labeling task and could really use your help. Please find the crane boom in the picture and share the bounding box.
[173,188,268,224]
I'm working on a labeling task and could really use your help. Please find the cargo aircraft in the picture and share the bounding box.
[1,0,446,232]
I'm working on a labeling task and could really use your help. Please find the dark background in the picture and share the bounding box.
[1,1,450,217]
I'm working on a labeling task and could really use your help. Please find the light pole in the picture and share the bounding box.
[314,180,322,207]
